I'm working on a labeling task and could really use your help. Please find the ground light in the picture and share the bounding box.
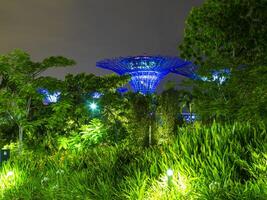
[6,171,13,177]
[0,167,24,193]
[165,169,189,192]
[148,169,191,199]
[167,169,174,186]
[177,172,187,192]
[167,169,174,176]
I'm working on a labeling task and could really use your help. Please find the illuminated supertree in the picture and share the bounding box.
[170,62,198,79]
[38,88,61,105]
[96,55,194,94]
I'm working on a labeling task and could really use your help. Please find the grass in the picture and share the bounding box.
[0,122,266,199]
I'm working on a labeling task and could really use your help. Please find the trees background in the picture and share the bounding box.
[0,50,75,150]
[0,49,143,150]
[180,0,267,123]
[1,0,267,149]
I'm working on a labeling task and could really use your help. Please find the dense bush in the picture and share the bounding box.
[58,118,108,151]
[1,122,266,199]
[180,0,267,123]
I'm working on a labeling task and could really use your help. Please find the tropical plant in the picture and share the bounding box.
[79,118,107,146]
[0,49,75,152]
[156,88,181,143]
[180,0,267,123]
[58,118,107,151]
[1,122,266,199]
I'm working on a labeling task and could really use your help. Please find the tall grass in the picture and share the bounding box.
[0,122,266,199]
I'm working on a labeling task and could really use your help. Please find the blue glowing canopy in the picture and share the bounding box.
[117,87,128,94]
[97,55,194,94]
[38,88,61,105]
[91,91,103,99]
[170,62,198,79]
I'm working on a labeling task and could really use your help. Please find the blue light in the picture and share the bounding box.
[37,88,48,95]
[117,87,128,94]
[199,69,230,84]
[91,92,103,99]
[38,88,61,105]
[170,62,198,78]
[129,71,164,94]
[46,91,61,104]
[182,113,197,123]
[96,55,194,94]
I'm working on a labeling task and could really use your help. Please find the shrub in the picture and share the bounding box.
[58,118,107,151]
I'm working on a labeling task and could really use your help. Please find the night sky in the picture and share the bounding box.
[0,0,203,89]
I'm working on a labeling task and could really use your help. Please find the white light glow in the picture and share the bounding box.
[47,91,61,103]
[6,171,14,177]
[89,102,98,111]
[167,169,173,177]
[178,172,187,191]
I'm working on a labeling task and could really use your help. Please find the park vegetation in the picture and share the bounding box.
[0,0,266,199]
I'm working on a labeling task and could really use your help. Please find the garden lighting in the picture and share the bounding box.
[89,102,98,111]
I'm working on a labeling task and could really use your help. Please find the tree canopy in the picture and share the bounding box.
[180,0,267,70]
[0,49,75,149]
[180,0,267,123]
[0,49,132,149]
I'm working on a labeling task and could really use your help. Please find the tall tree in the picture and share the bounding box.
[180,0,267,69]
[0,49,75,151]
[180,0,267,123]
[156,88,181,143]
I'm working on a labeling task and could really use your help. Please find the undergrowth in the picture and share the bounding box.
[0,122,266,199]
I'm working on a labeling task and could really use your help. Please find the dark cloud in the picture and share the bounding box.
[0,0,203,83]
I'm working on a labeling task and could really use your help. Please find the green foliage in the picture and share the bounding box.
[0,50,130,150]
[125,93,153,146]
[180,0,267,123]
[79,118,107,146]
[58,118,107,151]
[39,73,129,136]
[180,0,267,68]
[1,146,119,200]
[1,122,266,199]
[0,49,75,151]
[100,91,131,143]
[156,88,182,143]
